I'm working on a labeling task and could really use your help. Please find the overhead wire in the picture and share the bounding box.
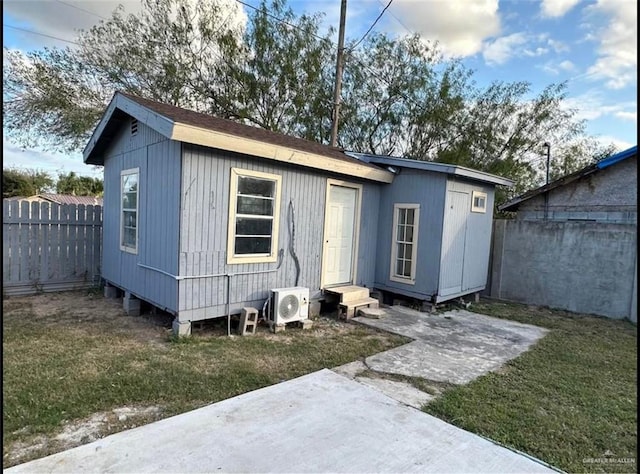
[6,0,526,162]
[54,0,109,21]
[348,0,393,52]
[3,24,80,46]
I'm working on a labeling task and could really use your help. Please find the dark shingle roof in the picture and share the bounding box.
[120,92,367,168]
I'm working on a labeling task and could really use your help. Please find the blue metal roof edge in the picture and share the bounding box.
[596,145,637,170]
[345,152,514,186]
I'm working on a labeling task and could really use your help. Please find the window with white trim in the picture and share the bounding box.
[227,168,282,264]
[120,168,139,253]
[390,204,419,284]
[471,191,487,213]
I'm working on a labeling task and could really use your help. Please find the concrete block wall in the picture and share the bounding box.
[489,219,637,322]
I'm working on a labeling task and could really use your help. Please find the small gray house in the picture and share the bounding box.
[493,145,637,322]
[84,92,512,334]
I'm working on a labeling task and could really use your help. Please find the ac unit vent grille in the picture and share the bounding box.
[278,294,299,320]
[131,118,139,136]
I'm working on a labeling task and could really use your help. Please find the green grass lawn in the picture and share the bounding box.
[425,300,637,474]
[2,290,408,468]
[3,291,637,473]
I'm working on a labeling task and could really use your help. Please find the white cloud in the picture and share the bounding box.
[482,33,528,65]
[547,38,570,52]
[540,0,581,18]
[523,47,549,57]
[593,135,634,151]
[558,59,577,71]
[390,0,501,57]
[614,111,637,122]
[2,137,102,178]
[542,59,577,74]
[3,0,246,50]
[585,0,637,89]
[562,91,637,123]
[2,1,139,49]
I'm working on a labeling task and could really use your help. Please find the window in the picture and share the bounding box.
[120,168,139,253]
[390,204,419,284]
[227,168,282,264]
[471,191,487,213]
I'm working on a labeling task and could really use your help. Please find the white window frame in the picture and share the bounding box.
[227,168,282,264]
[471,190,487,213]
[120,168,139,254]
[389,203,420,284]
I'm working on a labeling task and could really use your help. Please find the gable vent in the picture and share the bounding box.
[131,118,139,136]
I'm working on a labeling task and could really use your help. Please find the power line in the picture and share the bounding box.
[3,24,80,46]
[234,0,329,43]
[54,0,108,21]
[349,0,393,51]
[379,0,414,36]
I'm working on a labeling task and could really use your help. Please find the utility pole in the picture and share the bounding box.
[543,142,551,221]
[330,0,347,148]
[543,142,551,184]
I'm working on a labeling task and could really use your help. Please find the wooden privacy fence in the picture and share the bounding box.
[3,200,103,296]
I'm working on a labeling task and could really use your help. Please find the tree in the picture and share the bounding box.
[3,0,614,208]
[3,0,245,152]
[2,168,54,198]
[56,172,103,196]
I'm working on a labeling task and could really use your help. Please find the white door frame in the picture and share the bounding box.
[320,179,363,288]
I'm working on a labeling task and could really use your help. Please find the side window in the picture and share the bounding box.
[390,204,420,284]
[471,191,487,213]
[121,168,139,253]
[227,168,282,264]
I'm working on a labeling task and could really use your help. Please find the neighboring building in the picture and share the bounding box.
[84,92,512,334]
[491,146,637,322]
[4,194,103,206]
[500,145,637,223]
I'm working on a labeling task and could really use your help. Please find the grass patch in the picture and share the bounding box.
[2,291,408,467]
[424,300,637,473]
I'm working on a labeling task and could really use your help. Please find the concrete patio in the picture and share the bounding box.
[352,306,548,385]
[6,369,557,474]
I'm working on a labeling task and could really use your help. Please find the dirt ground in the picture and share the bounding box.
[3,290,386,467]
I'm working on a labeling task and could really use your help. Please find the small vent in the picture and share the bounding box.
[131,118,139,136]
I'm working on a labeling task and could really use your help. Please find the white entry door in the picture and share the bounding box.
[322,182,360,287]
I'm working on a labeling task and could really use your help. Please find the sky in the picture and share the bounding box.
[2,0,637,179]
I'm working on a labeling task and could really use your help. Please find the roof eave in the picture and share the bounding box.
[171,123,394,183]
[84,94,393,183]
[348,153,514,186]
[499,164,600,212]
[83,93,175,165]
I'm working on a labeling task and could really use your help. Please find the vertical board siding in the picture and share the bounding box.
[101,121,180,312]
[357,185,381,287]
[440,179,495,296]
[178,144,380,321]
[375,170,447,297]
[2,200,102,295]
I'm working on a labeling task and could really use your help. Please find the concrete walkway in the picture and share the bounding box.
[6,370,556,474]
[353,306,548,385]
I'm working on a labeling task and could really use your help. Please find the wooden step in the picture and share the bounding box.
[338,297,379,320]
[325,285,370,303]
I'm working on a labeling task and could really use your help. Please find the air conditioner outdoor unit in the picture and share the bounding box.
[271,287,309,325]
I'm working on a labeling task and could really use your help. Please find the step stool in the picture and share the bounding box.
[239,307,259,335]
